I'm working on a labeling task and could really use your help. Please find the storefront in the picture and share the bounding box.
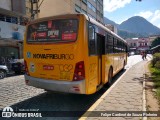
[0,20,25,59]
[0,38,23,59]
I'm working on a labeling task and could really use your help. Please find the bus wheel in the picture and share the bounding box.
[122,61,126,71]
[107,67,113,86]
[0,70,6,79]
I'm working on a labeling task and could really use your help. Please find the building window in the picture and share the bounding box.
[82,0,87,5]
[97,10,101,17]
[101,13,103,18]
[0,14,18,24]
[140,43,142,46]
[98,0,103,5]
[145,43,147,46]
[82,9,87,15]
[87,2,96,12]
[75,4,81,13]
[88,14,96,20]
[0,14,6,21]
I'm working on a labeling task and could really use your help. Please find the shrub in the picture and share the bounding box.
[155,61,160,69]
[152,53,160,68]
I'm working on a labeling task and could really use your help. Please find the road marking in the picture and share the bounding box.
[79,67,131,120]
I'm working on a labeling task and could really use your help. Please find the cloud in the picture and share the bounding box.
[135,11,153,19]
[151,10,160,22]
[104,0,131,12]
[134,10,160,27]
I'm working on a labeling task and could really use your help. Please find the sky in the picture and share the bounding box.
[103,0,160,28]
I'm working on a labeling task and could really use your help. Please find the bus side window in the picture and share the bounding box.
[88,23,96,55]
[105,34,113,54]
[113,38,117,53]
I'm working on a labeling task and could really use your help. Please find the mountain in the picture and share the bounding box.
[103,16,160,38]
[104,17,119,27]
[118,16,160,36]
[103,17,142,38]
[117,30,143,39]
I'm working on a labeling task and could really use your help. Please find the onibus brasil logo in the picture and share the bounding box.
[2,106,42,118]
[2,107,13,118]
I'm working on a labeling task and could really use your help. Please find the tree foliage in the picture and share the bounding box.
[151,37,160,48]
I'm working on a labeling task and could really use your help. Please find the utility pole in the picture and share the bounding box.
[30,0,39,19]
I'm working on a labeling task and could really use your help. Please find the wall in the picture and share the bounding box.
[0,0,11,10]
[38,0,71,18]
[11,0,26,14]
[0,21,25,40]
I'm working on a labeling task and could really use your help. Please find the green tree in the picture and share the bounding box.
[151,37,160,48]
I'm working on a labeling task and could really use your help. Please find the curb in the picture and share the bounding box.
[143,60,151,120]
[143,72,147,120]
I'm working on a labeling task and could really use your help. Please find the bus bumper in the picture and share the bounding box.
[24,75,86,94]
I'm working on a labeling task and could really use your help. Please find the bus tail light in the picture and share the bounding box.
[73,61,85,81]
[24,60,30,76]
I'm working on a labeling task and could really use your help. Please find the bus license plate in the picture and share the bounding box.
[43,65,54,70]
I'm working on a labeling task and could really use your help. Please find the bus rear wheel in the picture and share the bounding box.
[122,61,126,71]
[107,67,113,86]
[0,70,6,79]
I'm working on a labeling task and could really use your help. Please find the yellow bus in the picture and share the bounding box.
[24,14,128,94]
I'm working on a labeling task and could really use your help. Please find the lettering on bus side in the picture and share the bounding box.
[33,54,74,60]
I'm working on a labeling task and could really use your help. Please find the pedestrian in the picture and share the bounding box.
[141,52,145,60]
[144,51,147,60]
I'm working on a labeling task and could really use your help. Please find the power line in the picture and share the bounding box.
[27,0,44,24]
[37,0,45,11]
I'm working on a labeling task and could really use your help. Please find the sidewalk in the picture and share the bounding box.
[82,59,150,120]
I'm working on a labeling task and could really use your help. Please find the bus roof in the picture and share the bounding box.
[83,14,126,43]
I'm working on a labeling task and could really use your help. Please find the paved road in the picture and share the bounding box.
[0,75,113,120]
[0,55,152,120]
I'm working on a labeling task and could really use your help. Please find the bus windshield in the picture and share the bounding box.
[27,19,78,43]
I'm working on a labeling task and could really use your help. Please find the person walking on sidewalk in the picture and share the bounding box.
[144,51,147,60]
[141,51,145,60]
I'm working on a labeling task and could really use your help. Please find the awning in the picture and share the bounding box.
[0,38,23,47]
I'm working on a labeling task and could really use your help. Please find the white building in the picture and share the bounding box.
[0,0,28,59]
[126,37,151,54]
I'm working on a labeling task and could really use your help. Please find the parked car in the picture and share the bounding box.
[0,65,9,79]
[130,52,135,56]
[11,59,25,74]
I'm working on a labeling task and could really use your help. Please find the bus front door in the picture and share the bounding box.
[96,34,105,86]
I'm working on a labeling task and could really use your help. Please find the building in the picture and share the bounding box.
[149,35,160,42]
[25,0,39,19]
[105,24,117,34]
[0,0,28,61]
[37,0,104,23]
[126,38,151,54]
